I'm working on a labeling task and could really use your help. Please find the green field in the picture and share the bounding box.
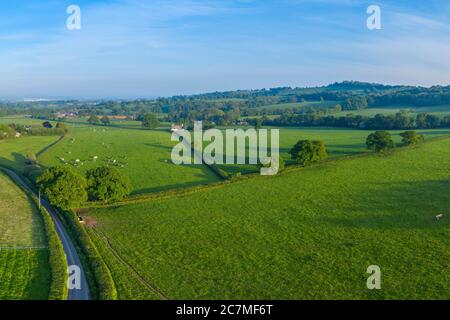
[38,124,219,194]
[0,172,50,300]
[258,100,339,111]
[336,105,450,117]
[214,127,450,175]
[86,137,450,299]
[0,136,59,171]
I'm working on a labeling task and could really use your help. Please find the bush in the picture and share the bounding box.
[400,131,424,146]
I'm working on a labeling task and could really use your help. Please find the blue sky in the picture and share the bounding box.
[0,0,449,99]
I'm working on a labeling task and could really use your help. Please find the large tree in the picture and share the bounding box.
[289,140,328,166]
[141,113,159,129]
[86,166,132,202]
[366,131,394,152]
[37,166,88,209]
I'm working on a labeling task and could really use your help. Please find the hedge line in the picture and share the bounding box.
[58,209,117,300]
[37,205,69,300]
[206,163,230,180]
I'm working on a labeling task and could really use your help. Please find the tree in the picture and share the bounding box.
[289,140,328,166]
[254,118,263,130]
[141,113,159,129]
[101,116,111,126]
[366,131,394,152]
[400,131,424,146]
[88,115,100,125]
[37,166,88,209]
[42,121,53,128]
[86,167,132,202]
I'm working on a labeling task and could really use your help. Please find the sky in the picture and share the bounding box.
[0,0,449,99]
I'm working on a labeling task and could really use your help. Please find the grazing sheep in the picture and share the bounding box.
[436,214,444,221]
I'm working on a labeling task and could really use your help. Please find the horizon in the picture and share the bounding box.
[1,0,450,99]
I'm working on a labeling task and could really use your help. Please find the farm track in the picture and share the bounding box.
[92,227,169,300]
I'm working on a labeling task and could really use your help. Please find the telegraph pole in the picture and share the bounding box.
[38,189,41,209]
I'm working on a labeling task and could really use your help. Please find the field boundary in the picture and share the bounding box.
[57,209,117,300]
[36,134,67,158]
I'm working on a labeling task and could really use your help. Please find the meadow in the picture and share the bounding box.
[257,100,339,111]
[86,137,450,300]
[213,127,450,175]
[335,104,450,117]
[0,136,59,171]
[0,172,50,300]
[38,124,220,194]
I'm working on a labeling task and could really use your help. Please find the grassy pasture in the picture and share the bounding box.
[86,138,450,300]
[0,172,50,300]
[335,105,450,117]
[257,100,339,111]
[38,124,220,195]
[212,127,450,175]
[0,136,59,172]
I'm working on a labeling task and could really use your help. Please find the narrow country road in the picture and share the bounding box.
[1,167,91,300]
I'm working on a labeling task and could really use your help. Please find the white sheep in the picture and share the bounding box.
[436,214,444,221]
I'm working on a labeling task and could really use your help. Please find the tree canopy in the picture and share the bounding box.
[37,166,88,209]
[289,140,328,166]
[86,166,132,202]
[141,113,159,129]
[366,131,395,152]
[400,131,424,146]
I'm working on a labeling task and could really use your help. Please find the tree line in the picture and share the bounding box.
[261,111,450,130]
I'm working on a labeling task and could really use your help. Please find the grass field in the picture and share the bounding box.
[86,137,450,299]
[214,127,450,175]
[257,100,339,111]
[0,172,50,300]
[0,136,59,172]
[334,105,450,117]
[38,124,220,194]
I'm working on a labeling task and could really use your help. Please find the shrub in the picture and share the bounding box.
[400,131,424,146]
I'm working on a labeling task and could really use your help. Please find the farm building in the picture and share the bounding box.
[171,124,184,132]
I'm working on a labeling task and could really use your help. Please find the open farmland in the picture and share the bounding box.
[0,172,50,300]
[38,124,220,194]
[257,100,339,111]
[0,136,59,172]
[86,137,450,300]
[213,127,450,175]
[335,105,450,117]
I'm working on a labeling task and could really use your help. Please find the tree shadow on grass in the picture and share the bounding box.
[318,180,450,231]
